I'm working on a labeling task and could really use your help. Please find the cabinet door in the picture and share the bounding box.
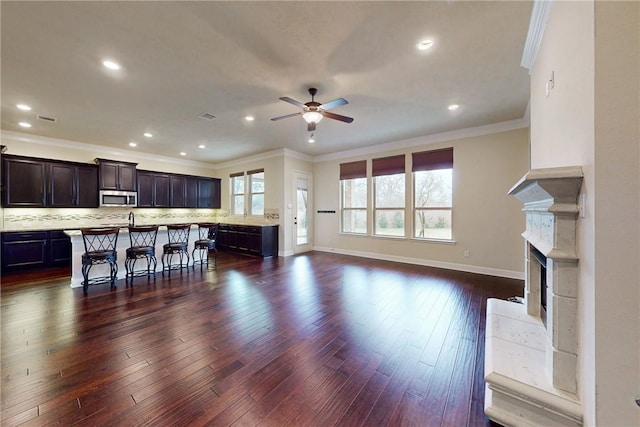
[185,177,198,208]
[197,178,214,208]
[98,161,137,191]
[76,165,99,207]
[217,226,228,247]
[154,174,170,207]
[248,232,262,255]
[3,157,47,207]
[237,231,249,251]
[118,164,137,191]
[1,232,48,273]
[48,163,75,207]
[197,178,220,208]
[211,178,221,209]
[99,162,119,190]
[170,175,186,207]
[137,172,154,207]
[49,231,71,266]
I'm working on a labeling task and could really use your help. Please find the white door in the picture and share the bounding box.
[293,172,312,254]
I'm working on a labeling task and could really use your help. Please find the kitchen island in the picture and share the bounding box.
[65,223,279,288]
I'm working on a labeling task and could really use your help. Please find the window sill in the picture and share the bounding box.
[410,237,457,245]
[338,232,457,245]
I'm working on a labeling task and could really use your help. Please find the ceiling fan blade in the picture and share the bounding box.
[279,97,306,108]
[320,98,348,110]
[323,111,354,123]
[271,112,301,121]
[308,122,316,132]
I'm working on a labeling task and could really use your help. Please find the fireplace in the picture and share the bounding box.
[530,245,547,328]
[484,166,584,426]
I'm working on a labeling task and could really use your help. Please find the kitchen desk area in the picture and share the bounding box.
[65,223,278,288]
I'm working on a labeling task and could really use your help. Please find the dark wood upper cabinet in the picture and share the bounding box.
[170,175,186,207]
[137,171,170,207]
[136,171,154,207]
[197,177,221,208]
[76,165,99,207]
[185,176,198,208]
[96,159,137,191]
[49,162,98,208]
[2,156,98,208]
[2,157,47,207]
[48,163,75,207]
[154,174,170,207]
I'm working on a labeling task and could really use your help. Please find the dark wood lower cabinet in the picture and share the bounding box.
[217,224,278,257]
[1,230,71,274]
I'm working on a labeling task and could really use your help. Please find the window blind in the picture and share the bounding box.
[339,160,367,180]
[412,148,453,172]
[372,154,405,177]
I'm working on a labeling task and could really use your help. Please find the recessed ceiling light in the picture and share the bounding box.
[102,60,121,70]
[144,132,153,138]
[417,39,433,50]
[129,142,137,147]
[245,116,255,121]
[198,144,206,149]
[19,122,32,128]
[179,152,186,156]
[17,104,32,111]
[448,104,459,111]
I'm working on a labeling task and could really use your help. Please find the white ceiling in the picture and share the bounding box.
[1,1,532,164]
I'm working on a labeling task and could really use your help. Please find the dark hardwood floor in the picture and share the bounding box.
[1,251,520,426]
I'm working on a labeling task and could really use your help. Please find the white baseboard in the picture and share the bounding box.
[311,246,525,280]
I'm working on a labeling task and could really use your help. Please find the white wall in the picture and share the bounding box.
[214,149,313,255]
[313,127,529,278]
[530,1,639,424]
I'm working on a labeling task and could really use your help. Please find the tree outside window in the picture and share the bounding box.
[414,169,452,239]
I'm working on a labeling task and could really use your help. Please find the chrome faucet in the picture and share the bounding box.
[128,211,135,227]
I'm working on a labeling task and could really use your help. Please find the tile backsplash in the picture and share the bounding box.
[1,207,280,231]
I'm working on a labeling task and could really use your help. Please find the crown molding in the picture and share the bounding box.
[521,0,554,73]
[0,130,216,170]
[312,117,530,163]
[213,147,312,170]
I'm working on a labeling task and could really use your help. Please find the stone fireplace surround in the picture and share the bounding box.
[484,166,584,426]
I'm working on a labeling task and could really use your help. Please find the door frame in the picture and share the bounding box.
[292,171,313,254]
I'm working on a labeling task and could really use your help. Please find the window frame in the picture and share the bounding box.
[230,169,265,217]
[411,148,454,241]
[340,177,368,235]
[248,169,265,216]
[372,155,406,238]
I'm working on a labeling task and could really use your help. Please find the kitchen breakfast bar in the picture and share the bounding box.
[65,223,279,288]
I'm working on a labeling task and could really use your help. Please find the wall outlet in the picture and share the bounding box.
[464,250,470,257]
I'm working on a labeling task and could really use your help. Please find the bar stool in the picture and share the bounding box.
[81,227,120,295]
[192,223,219,270]
[161,224,191,276]
[125,225,159,284]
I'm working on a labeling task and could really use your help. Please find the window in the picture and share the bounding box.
[412,148,453,240]
[373,155,406,237]
[231,169,265,216]
[230,172,245,215]
[248,169,264,216]
[340,160,367,234]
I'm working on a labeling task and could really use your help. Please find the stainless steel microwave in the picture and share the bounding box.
[99,190,137,207]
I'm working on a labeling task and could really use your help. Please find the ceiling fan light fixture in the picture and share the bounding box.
[302,111,323,124]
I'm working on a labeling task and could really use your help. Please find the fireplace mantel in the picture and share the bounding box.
[485,166,584,426]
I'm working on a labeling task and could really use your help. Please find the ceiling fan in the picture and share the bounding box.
[271,88,354,132]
